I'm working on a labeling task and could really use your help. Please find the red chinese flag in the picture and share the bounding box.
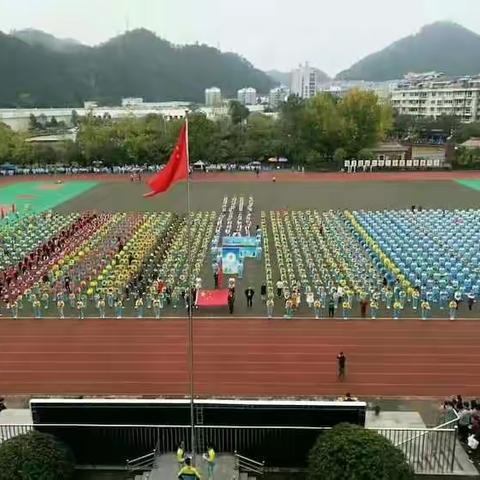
[144,123,189,197]
[196,289,230,307]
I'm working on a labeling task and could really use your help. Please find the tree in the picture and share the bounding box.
[338,89,391,157]
[28,114,39,132]
[0,431,74,480]
[48,116,58,128]
[187,113,218,162]
[303,93,343,160]
[229,100,250,125]
[455,121,480,144]
[70,110,79,127]
[307,423,414,480]
[453,146,480,169]
[278,95,308,163]
[333,147,347,163]
[244,114,281,161]
[0,123,15,161]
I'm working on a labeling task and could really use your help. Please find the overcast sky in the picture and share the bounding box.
[1,0,480,76]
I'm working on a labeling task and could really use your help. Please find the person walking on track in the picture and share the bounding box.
[337,351,346,380]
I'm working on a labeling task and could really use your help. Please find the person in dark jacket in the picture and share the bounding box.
[245,287,255,308]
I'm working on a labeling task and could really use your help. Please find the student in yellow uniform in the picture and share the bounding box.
[178,457,201,479]
[176,441,186,468]
[203,443,216,479]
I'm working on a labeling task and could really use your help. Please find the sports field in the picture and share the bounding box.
[1,171,480,399]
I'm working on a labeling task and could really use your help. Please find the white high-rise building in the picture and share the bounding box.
[291,62,319,99]
[269,86,290,109]
[391,73,480,122]
[205,87,222,107]
[237,87,257,105]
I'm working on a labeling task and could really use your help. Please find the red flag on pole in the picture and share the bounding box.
[144,122,189,197]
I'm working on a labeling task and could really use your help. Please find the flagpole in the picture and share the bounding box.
[185,114,195,458]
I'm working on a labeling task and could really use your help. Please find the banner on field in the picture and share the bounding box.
[222,247,241,275]
[223,236,258,247]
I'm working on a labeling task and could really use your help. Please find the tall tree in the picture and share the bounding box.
[338,89,391,156]
[229,100,250,125]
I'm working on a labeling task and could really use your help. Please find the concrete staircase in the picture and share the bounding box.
[150,453,237,480]
[133,474,150,480]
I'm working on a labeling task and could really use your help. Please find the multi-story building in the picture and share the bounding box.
[291,62,319,99]
[391,73,480,122]
[205,87,222,107]
[268,85,290,109]
[237,87,257,105]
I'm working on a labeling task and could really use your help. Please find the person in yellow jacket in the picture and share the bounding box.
[449,300,457,320]
[203,443,216,480]
[342,300,352,319]
[178,457,201,479]
[176,441,185,469]
[393,300,403,320]
[421,300,430,320]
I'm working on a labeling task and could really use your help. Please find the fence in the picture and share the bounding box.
[0,423,457,473]
[344,158,444,172]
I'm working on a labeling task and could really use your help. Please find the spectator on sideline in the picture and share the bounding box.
[458,402,472,443]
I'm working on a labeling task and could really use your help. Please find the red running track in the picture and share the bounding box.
[0,319,479,399]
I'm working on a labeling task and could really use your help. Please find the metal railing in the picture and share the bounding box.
[234,451,265,476]
[0,422,458,474]
[126,449,156,473]
[386,409,460,474]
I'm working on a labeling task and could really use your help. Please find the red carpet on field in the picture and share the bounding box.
[0,319,479,399]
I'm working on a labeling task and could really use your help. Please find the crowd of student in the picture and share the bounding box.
[440,395,480,458]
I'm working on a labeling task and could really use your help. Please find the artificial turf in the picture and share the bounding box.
[0,181,98,213]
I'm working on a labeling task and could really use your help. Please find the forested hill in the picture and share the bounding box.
[337,22,480,81]
[0,28,274,107]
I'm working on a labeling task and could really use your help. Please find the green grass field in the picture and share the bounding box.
[0,181,98,213]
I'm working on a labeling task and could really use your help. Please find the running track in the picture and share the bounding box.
[0,319,478,399]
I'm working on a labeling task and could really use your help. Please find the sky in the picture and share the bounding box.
[1,0,480,76]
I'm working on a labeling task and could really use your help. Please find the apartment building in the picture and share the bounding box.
[391,73,480,122]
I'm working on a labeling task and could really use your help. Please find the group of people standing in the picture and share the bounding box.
[176,441,216,479]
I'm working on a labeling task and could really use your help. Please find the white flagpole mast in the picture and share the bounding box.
[185,114,195,458]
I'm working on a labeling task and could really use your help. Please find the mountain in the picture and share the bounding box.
[11,28,84,53]
[267,68,330,86]
[0,28,275,107]
[267,70,291,85]
[337,22,480,81]
[0,31,92,107]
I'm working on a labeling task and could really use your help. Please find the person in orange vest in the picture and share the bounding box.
[178,457,201,479]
